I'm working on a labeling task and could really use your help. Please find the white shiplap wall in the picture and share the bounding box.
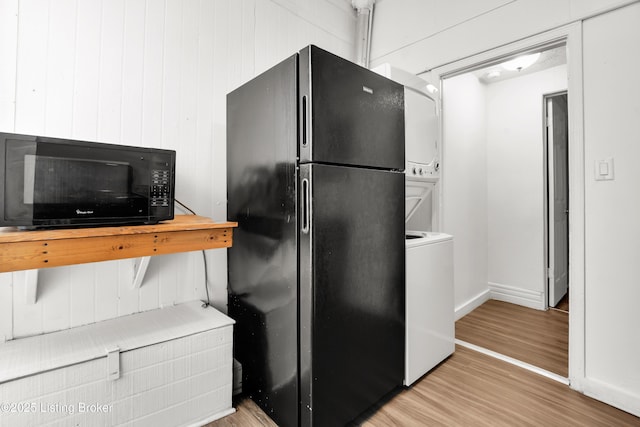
[0,0,356,340]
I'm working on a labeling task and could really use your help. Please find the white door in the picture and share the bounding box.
[547,93,569,307]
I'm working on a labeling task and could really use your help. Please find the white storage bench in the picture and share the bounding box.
[0,301,235,427]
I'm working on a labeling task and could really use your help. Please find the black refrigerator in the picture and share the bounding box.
[227,45,405,427]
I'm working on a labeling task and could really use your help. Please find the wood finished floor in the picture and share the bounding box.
[207,346,639,427]
[456,299,568,377]
[361,345,640,426]
[206,300,640,426]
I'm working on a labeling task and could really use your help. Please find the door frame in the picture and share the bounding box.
[544,91,570,309]
[427,23,586,390]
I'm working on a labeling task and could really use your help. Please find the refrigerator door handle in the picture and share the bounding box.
[302,95,308,146]
[302,178,310,234]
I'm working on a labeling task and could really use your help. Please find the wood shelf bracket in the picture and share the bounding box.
[22,258,151,304]
[132,257,151,289]
[24,269,39,305]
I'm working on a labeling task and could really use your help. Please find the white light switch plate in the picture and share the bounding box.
[595,158,614,181]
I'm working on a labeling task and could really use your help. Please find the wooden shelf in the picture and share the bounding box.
[0,215,237,273]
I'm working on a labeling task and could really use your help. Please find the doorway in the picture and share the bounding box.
[545,92,569,310]
[437,43,570,378]
[429,22,585,389]
[440,43,568,310]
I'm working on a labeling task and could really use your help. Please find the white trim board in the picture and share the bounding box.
[488,282,545,311]
[185,408,237,427]
[454,289,490,321]
[580,377,640,419]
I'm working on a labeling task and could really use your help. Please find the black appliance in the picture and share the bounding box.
[227,45,405,426]
[0,132,175,228]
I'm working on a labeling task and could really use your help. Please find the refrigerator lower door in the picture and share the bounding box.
[299,163,405,427]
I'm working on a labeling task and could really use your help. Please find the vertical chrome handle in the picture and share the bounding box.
[302,95,308,146]
[301,178,310,234]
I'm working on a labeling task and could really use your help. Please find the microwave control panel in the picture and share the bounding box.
[150,169,171,207]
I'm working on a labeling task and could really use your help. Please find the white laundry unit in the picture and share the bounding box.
[375,62,455,386]
[404,175,454,386]
[405,231,454,386]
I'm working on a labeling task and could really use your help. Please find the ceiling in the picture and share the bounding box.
[473,45,567,84]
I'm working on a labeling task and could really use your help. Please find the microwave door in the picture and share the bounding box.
[31,157,147,224]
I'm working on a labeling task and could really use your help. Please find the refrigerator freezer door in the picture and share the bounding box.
[299,46,405,170]
[299,163,405,427]
[227,53,299,427]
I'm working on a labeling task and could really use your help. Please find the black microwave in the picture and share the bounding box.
[0,132,175,228]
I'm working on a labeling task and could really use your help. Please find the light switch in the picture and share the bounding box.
[598,162,608,175]
[595,158,614,181]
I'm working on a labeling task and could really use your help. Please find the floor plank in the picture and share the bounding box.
[455,299,569,377]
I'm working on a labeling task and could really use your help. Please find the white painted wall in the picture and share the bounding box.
[486,65,567,309]
[441,73,488,317]
[370,0,640,416]
[0,0,356,340]
[443,65,568,315]
[583,2,640,413]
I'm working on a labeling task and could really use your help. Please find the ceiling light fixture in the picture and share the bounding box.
[426,83,438,94]
[486,70,501,79]
[501,52,541,71]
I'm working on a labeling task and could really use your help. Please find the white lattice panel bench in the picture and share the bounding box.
[0,301,235,427]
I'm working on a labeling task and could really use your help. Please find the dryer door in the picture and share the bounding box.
[405,88,438,175]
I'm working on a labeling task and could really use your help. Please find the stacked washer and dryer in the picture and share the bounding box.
[374,65,455,386]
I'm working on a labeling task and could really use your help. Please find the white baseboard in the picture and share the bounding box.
[186,408,237,427]
[488,282,545,310]
[455,289,490,320]
[581,377,640,418]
